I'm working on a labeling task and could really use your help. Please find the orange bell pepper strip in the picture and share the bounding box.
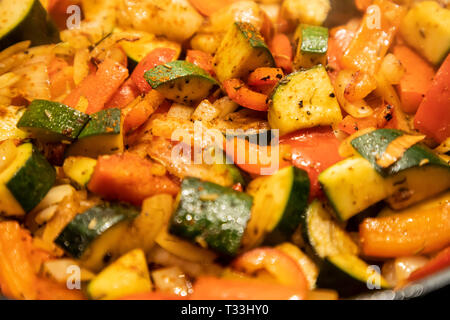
[224,136,291,176]
[131,48,178,93]
[35,278,86,300]
[186,50,215,76]
[393,45,435,114]
[190,277,305,300]
[414,54,450,143]
[280,127,343,199]
[0,221,38,300]
[408,247,450,283]
[360,206,450,258]
[231,248,308,297]
[223,79,269,112]
[123,90,166,133]
[269,33,293,74]
[105,78,141,109]
[64,58,129,114]
[247,67,284,86]
[339,115,378,135]
[88,153,180,206]
[341,0,406,75]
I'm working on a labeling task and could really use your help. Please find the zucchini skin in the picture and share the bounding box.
[170,177,253,256]
[264,167,310,245]
[0,0,60,50]
[54,202,140,258]
[5,143,56,213]
[351,129,449,176]
[17,100,90,142]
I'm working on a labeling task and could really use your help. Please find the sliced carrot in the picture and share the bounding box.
[223,78,269,112]
[186,50,215,76]
[360,206,450,258]
[64,58,129,114]
[120,292,186,300]
[414,54,450,143]
[88,153,180,206]
[190,277,304,300]
[393,45,435,114]
[247,67,284,86]
[269,34,293,74]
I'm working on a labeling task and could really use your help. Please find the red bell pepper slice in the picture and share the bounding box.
[280,127,343,199]
[408,247,450,283]
[131,48,178,93]
[186,50,215,76]
[105,78,141,109]
[223,79,269,112]
[64,58,129,114]
[269,34,293,74]
[247,67,284,87]
[414,54,450,143]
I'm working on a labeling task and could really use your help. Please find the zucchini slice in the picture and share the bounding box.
[66,108,124,158]
[319,157,391,221]
[0,143,56,215]
[300,201,390,297]
[293,24,328,70]
[87,249,152,300]
[350,129,449,177]
[145,60,218,105]
[0,0,60,50]
[55,202,140,260]
[400,2,450,65]
[268,65,342,136]
[115,29,181,70]
[317,254,391,298]
[63,156,97,188]
[17,100,90,142]
[243,166,310,248]
[169,177,253,256]
[213,22,275,82]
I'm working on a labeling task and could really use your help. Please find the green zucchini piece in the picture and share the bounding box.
[0,143,56,215]
[244,166,310,247]
[213,22,275,82]
[293,24,328,70]
[67,108,124,158]
[87,249,152,300]
[63,156,97,188]
[268,65,342,136]
[400,2,450,65]
[115,29,181,70]
[17,100,90,142]
[351,129,449,177]
[318,157,391,221]
[0,0,60,50]
[317,254,391,298]
[300,201,389,297]
[55,202,140,259]
[145,60,218,105]
[169,177,253,256]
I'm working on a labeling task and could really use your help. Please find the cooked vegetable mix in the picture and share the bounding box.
[0,0,449,301]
